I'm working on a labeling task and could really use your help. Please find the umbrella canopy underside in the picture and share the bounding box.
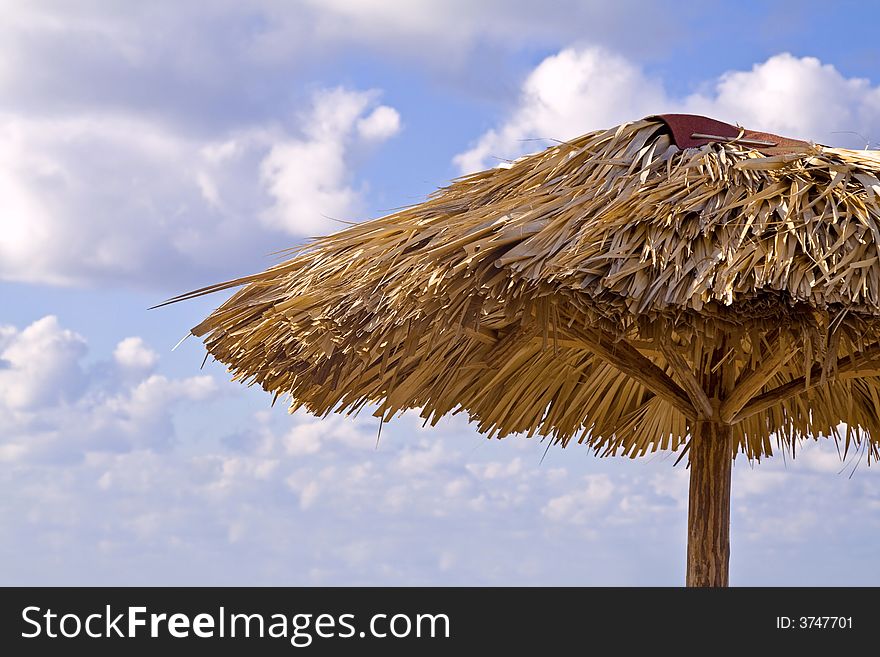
[177,117,880,460]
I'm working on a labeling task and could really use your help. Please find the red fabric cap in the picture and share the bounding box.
[651,113,812,155]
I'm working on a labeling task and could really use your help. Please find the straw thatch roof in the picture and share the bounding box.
[172,115,880,461]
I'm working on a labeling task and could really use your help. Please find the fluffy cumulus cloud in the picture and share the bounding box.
[0,316,217,461]
[0,315,87,410]
[259,88,401,234]
[454,48,669,172]
[0,1,689,107]
[686,54,880,145]
[114,337,159,370]
[456,49,880,172]
[1,318,879,585]
[5,4,878,287]
[0,87,399,288]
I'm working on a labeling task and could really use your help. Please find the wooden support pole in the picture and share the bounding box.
[686,419,733,587]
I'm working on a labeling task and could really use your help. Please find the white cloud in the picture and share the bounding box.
[0,1,668,102]
[0,315,86,410]
[455,49,880,172]
[394,440,454,475]
[0,113,240,287]
[0,316,217,461]
[290,1,689,65]
[284,423,324,457]
[542,474,614,524]
[356,105,402,142]
[686,53,880,144]
[0,443,27,463]
[454,47,668,172]
[798,443,851,474]
[733,469,790,499]
[121,374,216,423]
[0,87,400,288]
[650,469,688,508]
[114,337,159,370]
[283,414,380,456]
[1,332,878,585]
[467,457,523,479]
[259,88,401,234]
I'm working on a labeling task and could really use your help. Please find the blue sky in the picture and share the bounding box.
[2,1,880,585]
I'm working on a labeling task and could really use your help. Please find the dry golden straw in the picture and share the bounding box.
[167,117,880,462]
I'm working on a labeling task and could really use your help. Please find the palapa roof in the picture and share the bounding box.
[173,114,880,461]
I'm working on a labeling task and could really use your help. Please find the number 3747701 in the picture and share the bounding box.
[776,617,852,630]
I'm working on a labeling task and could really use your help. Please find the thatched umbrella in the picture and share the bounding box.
[164,114,880,586]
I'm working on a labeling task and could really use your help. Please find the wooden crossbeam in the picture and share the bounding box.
[562,326,698,419]
[732,343,880,423]
[659,342,714,419]
[720,338,795,423]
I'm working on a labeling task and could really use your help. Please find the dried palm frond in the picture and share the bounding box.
[171,116,880,461]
